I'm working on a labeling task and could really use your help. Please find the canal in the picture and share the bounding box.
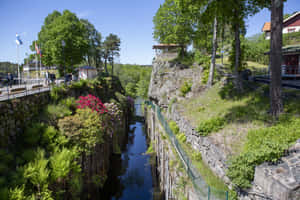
[100,100,160,200]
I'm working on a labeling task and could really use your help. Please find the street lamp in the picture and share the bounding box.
[61,40,66,79]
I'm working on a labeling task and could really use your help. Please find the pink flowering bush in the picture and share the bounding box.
[77,94,107,114]
[104,102,123,137]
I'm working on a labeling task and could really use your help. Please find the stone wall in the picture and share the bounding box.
[145,106,198,200]
[0,91,50,149]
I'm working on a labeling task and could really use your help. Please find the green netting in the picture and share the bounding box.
[145,101,229,200]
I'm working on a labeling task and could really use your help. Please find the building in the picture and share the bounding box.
[152,44,184,60]
[262,11,300,40]
[281,45,300,77]
[78,66,98,80]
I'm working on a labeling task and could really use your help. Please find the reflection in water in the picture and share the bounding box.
[100,100,159,200]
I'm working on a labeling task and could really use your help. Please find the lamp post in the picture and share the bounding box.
[61,40,66,81]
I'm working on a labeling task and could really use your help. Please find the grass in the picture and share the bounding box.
[216,57,268,75]
[178,81,300,156]
[179,140,229,191]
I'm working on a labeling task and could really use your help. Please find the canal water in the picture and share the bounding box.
[101,100,160,200]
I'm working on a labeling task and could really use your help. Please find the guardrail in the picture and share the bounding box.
[145,100,229,200]
[0,78,70,102]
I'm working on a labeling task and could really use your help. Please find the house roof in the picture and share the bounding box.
[283,11,300,24]
[264,44,300,55]
[262,11,300,32]
[262,22,271,32]
[152,44,183,49]
[78,66,96,70]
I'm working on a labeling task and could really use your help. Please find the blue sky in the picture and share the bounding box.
[0,0,299,65]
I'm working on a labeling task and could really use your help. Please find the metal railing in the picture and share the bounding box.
[0,78,70,102]
[145,100,229,200]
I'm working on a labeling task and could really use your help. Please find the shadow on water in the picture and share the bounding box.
[99,98,162,200]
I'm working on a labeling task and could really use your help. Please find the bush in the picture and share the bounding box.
[196,117,225,136]
[177,133,187,143]
[59,97,76,112]
[180,81,192,97]
[77,94,107,114]
[169,121,180,135]
[58,108,105,153]
[44,104,72,123]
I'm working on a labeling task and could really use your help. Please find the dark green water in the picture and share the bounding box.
[100,101,160,200]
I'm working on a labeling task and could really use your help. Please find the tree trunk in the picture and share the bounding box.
[270,0,283,117]
[111,57,114,76]
[104,59,108,74]
[207,17,218,87]
[234,22,242,91]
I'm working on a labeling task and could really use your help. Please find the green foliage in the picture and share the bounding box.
[153,0,192,46]
[176,133,187,143]
[136,79,149,99]
[196,117,225,136]
[58,108,105,153]
[24,123,45,146]
[146,143,155,154]
[227,118,300,188]
[172,51,195,66]
[49,147,80,182]
[50,85,67,102]
[229,37,247,72]
[194,52,210,84]
[35,10,89,75]
[92,175,107,188]
[244,33,269,65]
[125,82,136,98]
[114,64,152,99]
[169,121,180,135]
[23,149,50,188]
[180,81,192,97]
[44,104,72,123]
[9,185,26,200]
[283,31,300,46]
[59,97,76,112]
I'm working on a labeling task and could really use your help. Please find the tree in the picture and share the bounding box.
[269,0,283,117]
[36,10,89,76]
[103,34,121,76]
[81,19,102,69]
[153,0,193,55]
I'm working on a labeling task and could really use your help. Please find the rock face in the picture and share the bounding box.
[167,104,232,185]
[145,106,198,200]
[251,140,300,200]
[148,60,203,107]
[147,60,300,199]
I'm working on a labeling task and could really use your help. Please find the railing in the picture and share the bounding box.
[0,78,70,101]
[282,65,299,75]
[145,100,229,200]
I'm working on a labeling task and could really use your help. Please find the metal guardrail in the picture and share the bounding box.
[0,78,69,102]
[145,101,229,200]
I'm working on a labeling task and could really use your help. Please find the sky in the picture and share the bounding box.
[0,0,299,65]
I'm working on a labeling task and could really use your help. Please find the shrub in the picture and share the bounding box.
[180,81,192,97]
[196,117,225,136]
[77,94,107,114]
[44,104,72,123]
[177,133,187,143]
[169,121,180,135]
[58,109,105,153]
[59,97,76,112]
